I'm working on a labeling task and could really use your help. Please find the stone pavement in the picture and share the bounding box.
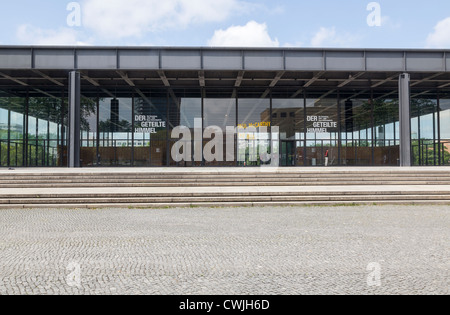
[0,205,448,295]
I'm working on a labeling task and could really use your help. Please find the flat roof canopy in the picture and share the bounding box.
[1,46,450,97]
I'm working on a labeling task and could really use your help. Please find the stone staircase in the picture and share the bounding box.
[1,168,450,208]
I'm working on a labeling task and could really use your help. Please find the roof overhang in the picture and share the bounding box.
[0,46,449,97]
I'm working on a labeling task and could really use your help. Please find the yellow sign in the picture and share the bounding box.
[237,122,271,129]
[237,122,271,140]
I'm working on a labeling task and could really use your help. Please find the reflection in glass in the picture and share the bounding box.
[439,97,450,165]
[340,98,373,166]
[28,97,63,167]
[272,98,305,166]
[372,98,399,166]
[411,96,437,166]
[238,98,270,166]
[169,93,202,167]
[203,97,236,166]
[80,97,97,166]
[4,85,450,168]
[0,96,25,167]
[98,97,133,166]
[134,94,167,167]
[305,97,338,166]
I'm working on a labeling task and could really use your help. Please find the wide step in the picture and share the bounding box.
[1,168,450,208]
[2,194,450,205]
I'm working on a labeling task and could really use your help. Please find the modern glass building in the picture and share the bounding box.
[1,46,450,168]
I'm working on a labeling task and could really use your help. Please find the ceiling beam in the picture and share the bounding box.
[116,71,135,87]
[0,72,63,100]
[235,71,245,87]
[317,89,337,101]
[290,71,326,98]
[411,73,444,87]
[81,72,100,87]
[344,89,370,100]
[198,70,205,87]
[261,89,270,99]
[32,70,64,87]
[157,70,170,87]
[269,71,285,88]
[337,72,365,88]
[258,71,286,100]
[371,74,400,88]
[411,90,432,98]
[375,90,396,100]
[438,82,450,89]
[0,72,28,86]
[101,89,115,98]
[304,71,326,88]
[291,88,303,99]
[34,89,61,100]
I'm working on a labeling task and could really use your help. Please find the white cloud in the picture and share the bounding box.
[16,25,90,46]
[208,21,279,47]
[426,17,450,48]
[310,27,336,47]
[310,26,360,48]
[381,16,401,29]
[82,0,249,39]
[283,42,304,48]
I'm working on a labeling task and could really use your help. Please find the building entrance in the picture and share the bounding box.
[279,140,305,167]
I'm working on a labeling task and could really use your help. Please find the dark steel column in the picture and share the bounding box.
[399,73,412,167]
[337,90,342,166]
[68,71,81,168]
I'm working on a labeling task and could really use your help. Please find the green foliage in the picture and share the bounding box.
[410,98,436,116]
[0,96,72,167]
[99,119,132,133]
[372,99,399,126]
[1,139,59,167]
[412,140,450,166]
[80,97,97,132]
[0,141,22,166]
[349,99,398,128]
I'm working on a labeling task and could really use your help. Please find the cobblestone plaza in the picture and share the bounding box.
[0,205,448,295]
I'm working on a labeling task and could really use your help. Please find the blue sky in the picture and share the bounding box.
[1,0,450,48]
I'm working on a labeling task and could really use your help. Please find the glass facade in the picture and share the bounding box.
[238,95,271,167]
[305,94,339,167]
[168,90,202,167]
[1,86,449,168]
[272,96,304,167]
[372,93,400,166]
[411,91,450,166]
[439,94,450,165]
[339,96,373,166]
[0,91,66,167]
[203,90,236,167]
[80,97,97,166]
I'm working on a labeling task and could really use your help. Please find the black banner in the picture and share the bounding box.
[150,296,320,313]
